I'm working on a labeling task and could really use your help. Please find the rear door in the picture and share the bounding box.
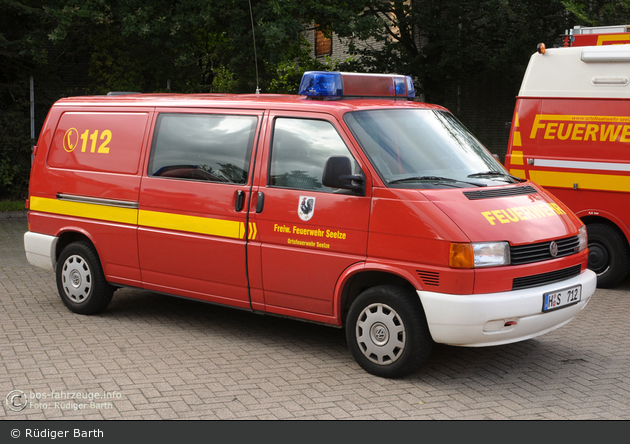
[137,108,262,309]
[251,111,372,320]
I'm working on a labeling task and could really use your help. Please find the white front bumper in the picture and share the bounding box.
[418,269,596,347]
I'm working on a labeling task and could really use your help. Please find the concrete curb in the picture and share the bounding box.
[0,210,27,221]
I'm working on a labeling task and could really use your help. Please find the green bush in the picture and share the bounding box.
[0,200,26,211]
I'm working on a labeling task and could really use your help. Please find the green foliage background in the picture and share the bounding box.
[2,0,630,200]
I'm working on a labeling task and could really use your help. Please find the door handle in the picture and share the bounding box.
[256,192,265,213]
[235,190,245,212]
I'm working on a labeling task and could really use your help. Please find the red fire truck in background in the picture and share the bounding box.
[564,24,630,47]
[506,25,630,288]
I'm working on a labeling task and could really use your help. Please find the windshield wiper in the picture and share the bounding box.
[388,176,486,187]
[467,171,526,182]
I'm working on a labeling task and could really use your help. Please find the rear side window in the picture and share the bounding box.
[148,113,258,184]
[48,112,149,174]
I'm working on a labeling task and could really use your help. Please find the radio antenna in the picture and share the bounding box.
[248,0,260,94]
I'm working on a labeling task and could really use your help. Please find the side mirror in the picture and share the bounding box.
[322,156,365,195]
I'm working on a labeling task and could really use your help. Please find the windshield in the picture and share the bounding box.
[344,109,517,189]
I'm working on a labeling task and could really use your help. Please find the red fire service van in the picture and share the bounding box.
[25,71,596,378]
[506,42,630,288]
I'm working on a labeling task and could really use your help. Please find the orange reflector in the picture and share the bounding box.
[449,243,474,269]
[537,43,546,54]
[504,321,517,327]
[25,198,30,231]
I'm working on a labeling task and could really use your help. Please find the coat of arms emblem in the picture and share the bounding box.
[298,196,316,221]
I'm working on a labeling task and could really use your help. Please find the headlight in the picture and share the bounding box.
[578,225,588,252]
[450,242,510,268]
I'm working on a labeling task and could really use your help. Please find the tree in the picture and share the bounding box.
[323,0,572,103]
[0,0,50,199]
[38,0,362,94]
[562,0,630,26]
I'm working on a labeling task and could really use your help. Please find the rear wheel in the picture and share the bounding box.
[345,285,433,378]
[587,223,630,288]
[56,241,114,314]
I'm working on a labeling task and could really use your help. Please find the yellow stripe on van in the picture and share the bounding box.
[30,196,256,240]
[30,196,138,225]
[138,210,246,239]
[530,170,630,192]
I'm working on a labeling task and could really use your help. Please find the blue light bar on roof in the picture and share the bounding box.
[298,71,416,99]
[298,72,343,97]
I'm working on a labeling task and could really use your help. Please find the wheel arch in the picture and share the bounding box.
[335,265,422,326]
[579,212,630,247]
[55,230,97,265]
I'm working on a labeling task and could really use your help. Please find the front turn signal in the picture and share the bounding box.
[449,243,474,269]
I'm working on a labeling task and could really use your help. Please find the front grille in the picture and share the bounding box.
[463,185,537,200]
[510,235,580,265]
[512,264,581,290]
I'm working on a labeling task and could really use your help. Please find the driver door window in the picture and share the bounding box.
[270,118,359,192]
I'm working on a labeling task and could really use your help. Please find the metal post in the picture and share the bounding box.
[30,76,35,140]
[30,76,35,164]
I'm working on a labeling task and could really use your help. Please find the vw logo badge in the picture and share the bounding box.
[374,326,387,342]
[549,241,559,257]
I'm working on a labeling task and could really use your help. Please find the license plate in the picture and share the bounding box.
[543,285,582,312]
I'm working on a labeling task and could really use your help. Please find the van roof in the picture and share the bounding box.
[519,45,630,99]
[53,93,446,114]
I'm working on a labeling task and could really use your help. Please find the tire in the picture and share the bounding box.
[56,241,114,314]
[345,285,433,378]
[587,223,630,288]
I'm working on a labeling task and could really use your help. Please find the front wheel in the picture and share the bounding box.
[587,223,630,288]
[56,241,114,314]
[345,285,433,378]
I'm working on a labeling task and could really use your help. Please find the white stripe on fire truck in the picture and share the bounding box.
[533,158,630,172]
